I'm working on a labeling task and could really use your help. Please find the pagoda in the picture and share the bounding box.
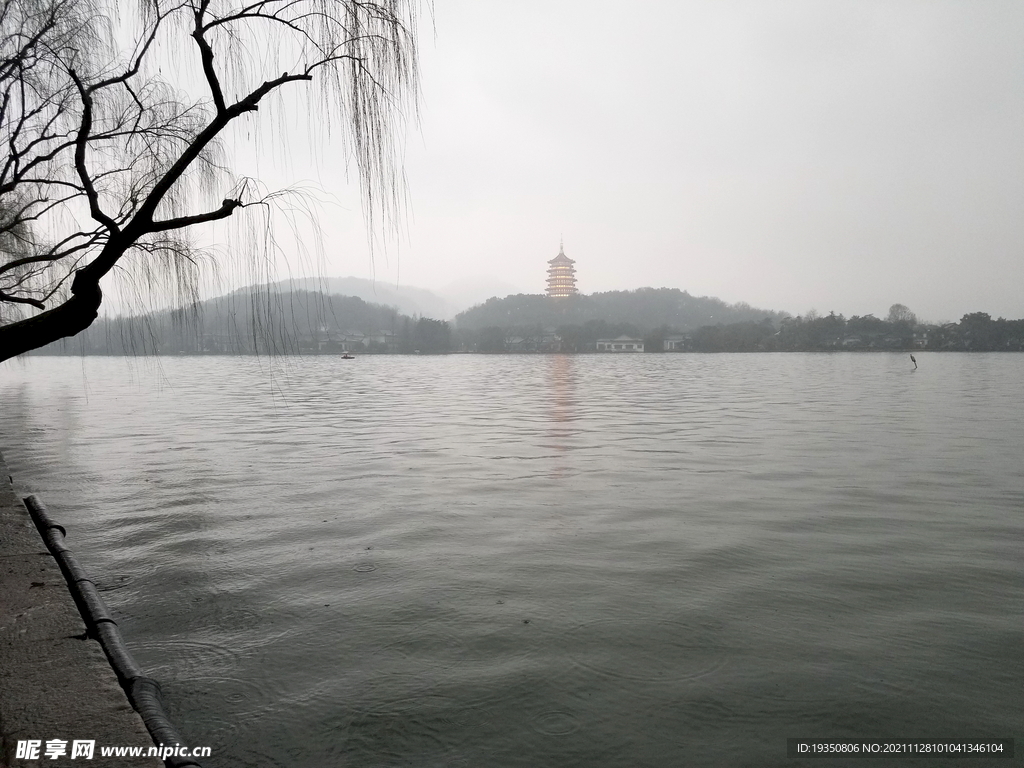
[546,240,578,298]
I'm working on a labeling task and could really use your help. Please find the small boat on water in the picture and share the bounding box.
[341,353,355,360]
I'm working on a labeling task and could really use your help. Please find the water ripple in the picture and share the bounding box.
[2,354,1023,767]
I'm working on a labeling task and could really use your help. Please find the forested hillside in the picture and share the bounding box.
[455,288,785,332]
[31,290,452,354]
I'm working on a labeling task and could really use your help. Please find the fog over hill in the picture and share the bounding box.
[245,277,459,319]
[437,277,527,316]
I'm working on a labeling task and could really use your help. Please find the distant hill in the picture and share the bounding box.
[33,287,451,355]
[455,288,787,332]
[31,282,787,355]
[247,276,457,319]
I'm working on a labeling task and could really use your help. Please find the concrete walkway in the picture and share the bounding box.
[0,453,161,768]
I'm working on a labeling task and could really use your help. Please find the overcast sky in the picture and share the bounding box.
[223,0,1024,323]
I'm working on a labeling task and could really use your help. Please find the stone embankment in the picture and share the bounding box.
[0,452,161,767]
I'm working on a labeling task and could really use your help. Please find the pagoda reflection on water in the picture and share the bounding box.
[546,240,578,298]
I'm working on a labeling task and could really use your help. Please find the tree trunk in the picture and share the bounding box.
[0,274,102,362]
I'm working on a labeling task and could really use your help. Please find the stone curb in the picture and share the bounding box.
[21,497,201,768]
[0,451,163,768]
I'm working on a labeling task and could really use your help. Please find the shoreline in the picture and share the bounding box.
[17,348,1024,358]
[0,451,162,768]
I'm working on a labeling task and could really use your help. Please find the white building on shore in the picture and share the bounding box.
[596,336,644,352]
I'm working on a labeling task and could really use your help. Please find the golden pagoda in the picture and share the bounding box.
[546,240,578,298]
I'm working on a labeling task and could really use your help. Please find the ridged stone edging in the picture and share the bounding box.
[22,495,203,768]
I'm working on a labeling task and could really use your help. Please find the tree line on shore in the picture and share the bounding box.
[456,303,1024,353]
[676,309,1024,353]
[28,293,1024,355]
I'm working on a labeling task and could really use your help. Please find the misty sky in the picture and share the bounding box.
[221,0,1024,322]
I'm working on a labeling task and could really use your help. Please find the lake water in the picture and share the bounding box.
[1,353,1021,767]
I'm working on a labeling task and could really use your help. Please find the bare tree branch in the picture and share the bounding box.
[68,68,119,233]
[0,288,44,308]
[147,197,241,232]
